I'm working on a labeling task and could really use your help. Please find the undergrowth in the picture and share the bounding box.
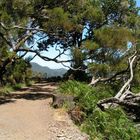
[0,85,13,96]
[12,83,24,90]
[0,81,34,96]
[59,80,140,140]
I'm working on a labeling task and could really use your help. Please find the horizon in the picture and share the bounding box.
[31,61,68,70]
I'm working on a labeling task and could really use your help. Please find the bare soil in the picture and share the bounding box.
[0,82,88,140]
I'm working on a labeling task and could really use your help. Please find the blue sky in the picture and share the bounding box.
[137,0,140,6]
[30,0,140,69]
[31,46,70,69]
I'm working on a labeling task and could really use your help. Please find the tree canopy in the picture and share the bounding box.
[0,0,140,85]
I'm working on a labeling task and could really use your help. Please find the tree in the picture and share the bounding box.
[0,0,139,88]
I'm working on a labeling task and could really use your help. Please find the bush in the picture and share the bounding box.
[59,80,140,140]
[82,108,140,140]
[12,83,23,90]
[59,80,113,112]
[0,85,13,96]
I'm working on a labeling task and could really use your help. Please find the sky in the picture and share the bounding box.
[137,0,140,7]
[30,46,70,69]
[30,0,140,69]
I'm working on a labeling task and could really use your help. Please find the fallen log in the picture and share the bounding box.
[97,92,140,109]
[97,91,140,121]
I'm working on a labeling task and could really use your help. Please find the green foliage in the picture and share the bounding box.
[59,80,113,111]
[59,81,140,140]
[15,60,31,83]
[1,58,32,86]
[94,27,133,49]
[32,71,44,82]
[70,47,85,68]
[12,83,23,90]
[131,86,140,94]
[82,108,140,140]
[0,85,13,96]
[88,56,128,79]
[42,7,72,32]
[83,5,105,24]
[88,63,111,78]
[84,40,99,51]
[0,0,33,25]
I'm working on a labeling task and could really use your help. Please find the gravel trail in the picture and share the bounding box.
[0,83,88,140]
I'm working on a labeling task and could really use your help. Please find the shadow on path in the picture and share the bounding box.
[0,98,16,105]
[0,82,57,105]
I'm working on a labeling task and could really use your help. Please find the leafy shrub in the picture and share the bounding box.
[82,108,140,140]
[131,86,140,94]
[59,80,113,112]
[59,80,140,140]
[12,83,23,90]
[0,85,13,96]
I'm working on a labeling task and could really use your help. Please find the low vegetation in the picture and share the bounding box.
[0,58,33,96]
[59,80,140,140]
[0,85,13,96]
[0,83,27,96]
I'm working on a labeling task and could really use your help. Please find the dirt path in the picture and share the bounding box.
[0,83,88,140]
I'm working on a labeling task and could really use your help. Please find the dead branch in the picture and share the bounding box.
[97,91,140,109]
[89,77,101,86]
[115,52,137,99]
[97,52,140,120]
[89,67,129,86]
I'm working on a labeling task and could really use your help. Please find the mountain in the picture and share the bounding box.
[31,62,67,78]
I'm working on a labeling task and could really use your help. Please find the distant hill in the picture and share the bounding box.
[31,62,67,78]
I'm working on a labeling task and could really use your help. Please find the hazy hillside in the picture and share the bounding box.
[31,62,67,78]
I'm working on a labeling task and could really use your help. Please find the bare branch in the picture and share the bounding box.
[97,95,140,110]
[0,22,8,30]
[16,48,72,63]
[97,52,138,111]
[54,46,66,60]
[89,51,138,87]
[89,67,129,86]
[14,32,33,51]
[61,63,87,71]
[115,52,137,99]
[89,77,101,86]
[11,26,45,32]
[0,22,45,32]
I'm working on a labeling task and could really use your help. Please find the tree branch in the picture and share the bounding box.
[0,32,13,47]
[14,32,34,51]
[16,48,73,63]
[0,22,45,32]
[97,52,138,111]
[115,52,137,99]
